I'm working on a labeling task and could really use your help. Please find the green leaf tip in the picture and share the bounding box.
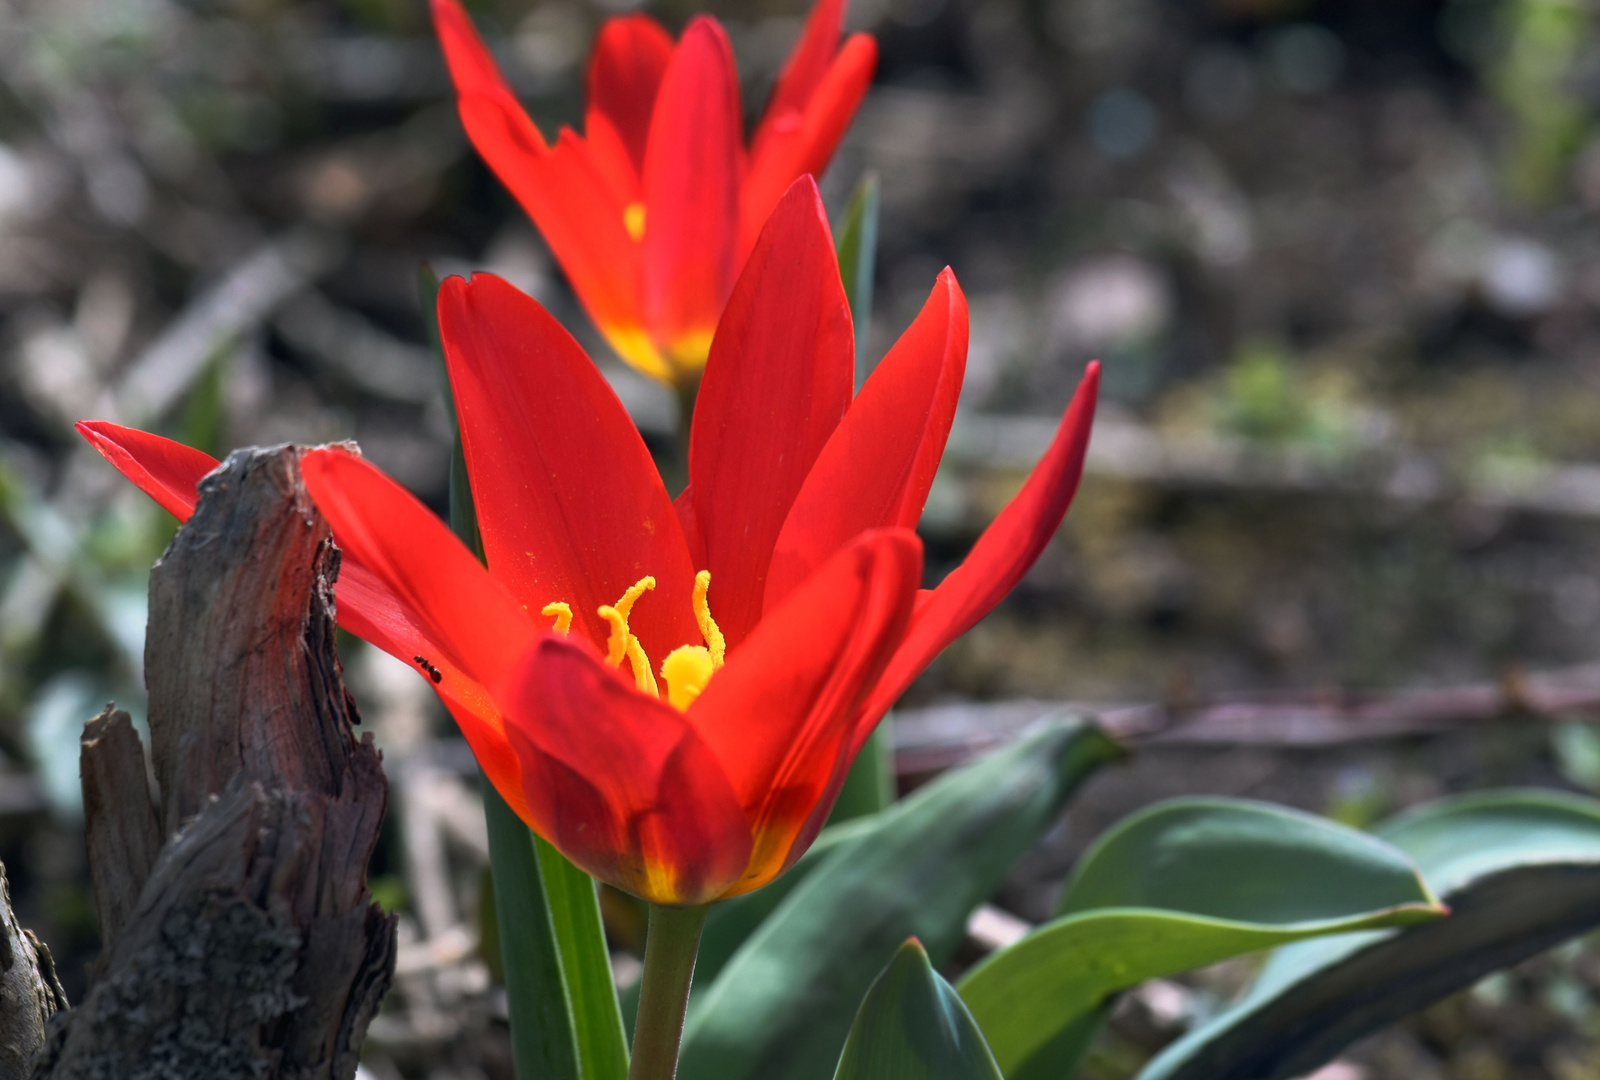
[834,938,1003,1080]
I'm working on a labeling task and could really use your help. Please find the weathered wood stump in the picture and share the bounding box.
[29,445,396,1080]
[0,860,67,1080]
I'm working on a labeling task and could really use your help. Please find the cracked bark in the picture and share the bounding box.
[32,445,396,1080]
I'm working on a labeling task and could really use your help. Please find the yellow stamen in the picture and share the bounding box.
[660,645,714,710]
[624,202,646,242]
[598,577,657,694]
[692,570,726,669]
[541,601,572,636]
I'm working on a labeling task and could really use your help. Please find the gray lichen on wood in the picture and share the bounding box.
[35,445,396,1080]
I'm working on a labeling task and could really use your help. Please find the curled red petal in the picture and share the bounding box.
[690,528,922,897]
[641,16,741,356]
[500,636,752,904]
[437,273,698,662]
[860,363,1101,724]
[764,267,968,610]
[686,175,854,646]
[587,14,675,176]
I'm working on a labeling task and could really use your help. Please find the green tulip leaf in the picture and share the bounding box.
[678,716,1124,1080]
[959,798,1445,1080]
[1138,789,1600,1080]
[835,939,1003,1080]
[835,171,880,372]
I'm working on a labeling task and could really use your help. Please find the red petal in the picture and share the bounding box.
[686,176,854,646]
[764,268,968,610]
[861,363,1101,721]
[76,420,218,521]
[762,0,846,126]
[499,636,752,904]
[301,448,542,817]
[741,34,877,257]
[434,0,646,357]
[640,16,741,354]
[587,14,675,176]
[690,528,922,897]
[436,273,699,663]
[432,0,527,102]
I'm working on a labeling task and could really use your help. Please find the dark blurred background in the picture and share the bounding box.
[5,0,1600,1076]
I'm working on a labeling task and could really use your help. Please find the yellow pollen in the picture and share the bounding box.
[541,602,572,636]
[623,202,646,242]
[692,570,726,669]
[598,577,657,695]
[661,646,714,710]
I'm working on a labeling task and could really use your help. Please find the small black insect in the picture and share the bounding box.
[413,655,443,683]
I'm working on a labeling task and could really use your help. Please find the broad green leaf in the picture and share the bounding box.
[1138,789,1600,1080]
[679,716,1123,1080]
[428,261,627,1080]
[835,171,880,374]
[958,798,1444,1079]
[835,939,1003,1080]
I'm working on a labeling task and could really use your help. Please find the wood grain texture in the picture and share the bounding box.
[36,446,395,1080]
[0,859,66,1080]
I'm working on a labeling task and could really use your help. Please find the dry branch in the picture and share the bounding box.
[35,445,395,1080]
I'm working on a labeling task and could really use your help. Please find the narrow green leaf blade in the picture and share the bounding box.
[835,939,1003,1080]
[483,784,583,1080]
[539,836,630,1080]
[835,172,880,373]
[959,798,1443,1078]
[1137,789,1600,1080]
[679,716,1123,1080]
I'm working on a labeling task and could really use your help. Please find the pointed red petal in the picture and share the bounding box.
[640,16,741,355]
[741,34,877,257]
[686,176,854,646]
[500,637,752,904]
[690,528,922,897]
[433,0,647,357]
[76,420,218,521]
[764,268,968,610]
[587,14,675,176]
[301,448,542,817]
[862,363,1101,720]
[437,273,698,662]
[763,0,846,125]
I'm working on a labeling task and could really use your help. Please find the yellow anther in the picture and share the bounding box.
[598,577,658,696]
[541,602,572,636]
[624,202,646,242]
[692,570,726,669]
[661,645,715,710]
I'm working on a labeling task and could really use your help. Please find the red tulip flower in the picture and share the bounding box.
[78,178,1098,905]
[432,0,876,387]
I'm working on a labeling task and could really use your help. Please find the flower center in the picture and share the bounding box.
[541,570,725,710]
[623,202,646,242]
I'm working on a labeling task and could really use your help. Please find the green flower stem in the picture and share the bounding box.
[628,903,710,1080]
